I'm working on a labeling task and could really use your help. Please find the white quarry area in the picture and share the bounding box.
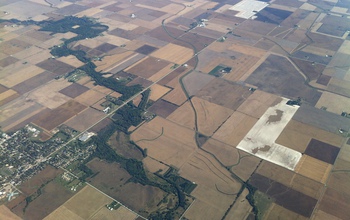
[237,98,302,171]
[229,0,269,19]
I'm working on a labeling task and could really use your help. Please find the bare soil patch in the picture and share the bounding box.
[196,78,252,110]
[12,71,55,94]
[135,44,158,55]
[37,59,75,76]
[304,138,340,164]
[245,54,321,105]
[65,107,105,132]
[319,188,350,220]
[249,173,317,218]
[148,99,178,118]
[126,57,170,78]
[59,83,89,98]
[33,100,86,131]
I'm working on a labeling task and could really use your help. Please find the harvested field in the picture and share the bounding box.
[0,205,21,220]
[74,89,105,106]
[135,44,158,55]
[131,116,197,168]
[12,71,55,94]
[149,84,171,101]
[229,43,267,58]
[237,98,302,170]
[161,86,187,105]
[293,104,350,135]
[151,43,193,64]
[12,180,75,220]
[156,65,187,87]
[20,166,63,195]
[52,185,112,220]
[316,75,331,86]
[256,160,295,187]
[180,151,241,219]
[92,85,114,95]
[318,188,350,220]
[0,89,18,106]
[57,55,84,68]
[175,32,215,52]
[33,100,86,131]
[294,155,332,184]
[312,210,340,220]
[212,111,258,147]
[235,20,276,36]
[276,119,344,153]
[196,78,252,110]
[225,188,251,220]
[148,99,178,118]
[192,97,234,136]
[59,83,89,98]
[37,59,75,76]
[237,90,282,119]
[108,26,149,40]
[201,138,239,167]
[290,174,324,199]
[0,56,19,67]
[147,63,174,82]
[304,139,340,164]
[327,171,350,196]
[327,77,350,97]
[27,78,72,109]
[224,55,261,82]
[86,159,131,191]
[0,65,45,88]
[64,107,105,132]
[182,71,214,96]
[86,159,165,215]
[166,100,195,130]
[230,152,261,181]
[93,50,134,72]
[263,204,308,220]
[290,57,326,81]
[249,173,317,218]
[89,117,113,133]
[44,206,83,220]
[255,7,293,25]
[307,32,344,51]
[245,54,321,105]
[125,56,170,78]
[90,206,137,220]
[146,26,184,43]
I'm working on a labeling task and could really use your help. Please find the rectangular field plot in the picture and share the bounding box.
[33,100,86,131]
[150,43,193,64]
[249,173,317,218]
[304,139,340,164]
[294,155,332,184]
[237,98,301,170]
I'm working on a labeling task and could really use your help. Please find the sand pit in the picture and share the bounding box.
[236,98,302,170]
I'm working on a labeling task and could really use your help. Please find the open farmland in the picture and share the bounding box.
[196,78,252,110]
[33,100,86,131]
[150,43,194,64]
[86,159,166,216]
[131,116,197,168]
[1,0,350,219]
[191,97,234,136]
[237,98,302,170]
[246,54,321,105]
[45,185,112,220]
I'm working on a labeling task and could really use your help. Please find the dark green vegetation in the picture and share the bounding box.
[208,65,231,77]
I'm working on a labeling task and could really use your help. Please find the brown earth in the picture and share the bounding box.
[33,100,87,131]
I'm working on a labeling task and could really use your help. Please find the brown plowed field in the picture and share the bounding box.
[212,111,258,147]
[125,57,170,78]
[192,97,234,136]
[237,90,281,119]
[196,78,252,110]
[304,138,340,164]
[33,100,86,131]
[318,188,350,220]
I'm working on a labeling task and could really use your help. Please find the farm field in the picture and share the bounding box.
[1,0,350,219]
